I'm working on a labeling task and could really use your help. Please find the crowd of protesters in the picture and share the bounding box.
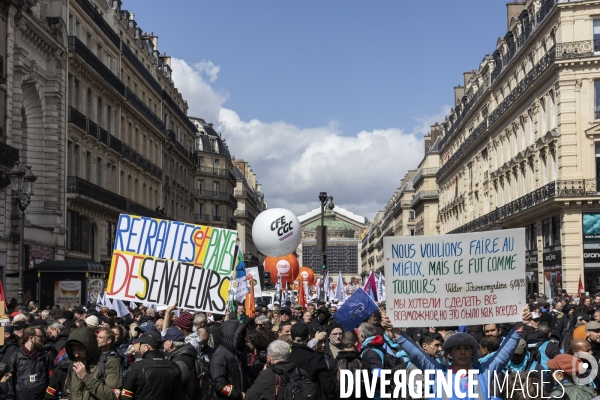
[0,288,595,399]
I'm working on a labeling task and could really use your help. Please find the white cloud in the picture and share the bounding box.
[194,60,220,83]
[172,57,440,218]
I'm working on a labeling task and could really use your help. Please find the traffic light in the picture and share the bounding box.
[322,254,327,270]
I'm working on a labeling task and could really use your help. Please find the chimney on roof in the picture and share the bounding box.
[506,1,525,30]
[150,32,158,50]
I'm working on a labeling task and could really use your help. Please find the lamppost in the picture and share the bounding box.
[8,162,37,306]
[318,192,334,301]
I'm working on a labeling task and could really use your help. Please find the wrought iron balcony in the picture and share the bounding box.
[68,107,87,131]
[122,44,162,94]
[198,166,229,177]
[162,90,197,133]
[73,0,120,47]
[194,214,210,224]
[97,127,108,146]
[213,215,221,222]
[122,144,161,180]
[194,189,230,200]
[125,87,165,134]
[555,40,600,59]
[107,134,122,154]
[410,191,439,208]
[0,141,19,170]
[228,217,237,228]
[68,37,124,96]
[127,200,164,219]
[86,119,97,139]
[438,46,556,182]
[67,175,128,210]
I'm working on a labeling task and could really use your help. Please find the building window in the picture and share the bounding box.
[97,157,102,187]
[86,151,91,182]
[542,216,561,249]
[97,97,103,128]
[529,110,534,143]
[67,141,73,176]
[210,138,218,153]
[594,20,600,53]
[542,154,548,185]
[525,224,537,251]
[549,91,556,129]
[214,204,220,218]
[522,168,527,195]
[530,162,536,190]
[540,99,546,134]
[87,88,93,119]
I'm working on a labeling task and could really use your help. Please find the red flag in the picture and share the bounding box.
[578,274,584,296]
[0,280,6,310]
[297,282,307,309]
[245,275,256,318]
[363,271,378,301]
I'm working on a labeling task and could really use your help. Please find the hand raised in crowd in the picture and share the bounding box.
[314,331,327,341]
[1,373,11,383]
[73,361,88,380]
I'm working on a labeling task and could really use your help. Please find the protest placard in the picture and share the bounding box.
[106,214,237,314]
[384,228,525,327]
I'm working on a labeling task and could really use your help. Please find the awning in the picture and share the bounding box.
[36,260,108,274]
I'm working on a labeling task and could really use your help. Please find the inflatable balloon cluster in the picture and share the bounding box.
[252,208,315,286]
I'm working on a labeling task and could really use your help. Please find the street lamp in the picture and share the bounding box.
[8,162,37,306]
[318,192,334,301]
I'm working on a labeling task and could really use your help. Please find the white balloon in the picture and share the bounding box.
[252,208,302,257]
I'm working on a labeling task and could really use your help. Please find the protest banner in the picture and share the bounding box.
[106,214,237,314]
[384,228,525,327]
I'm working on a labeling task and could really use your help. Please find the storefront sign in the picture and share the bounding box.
[54,281,81,308]
[543,250,561,266]
[583,213,600,243]
[526,254,537,267]
[384,228,526,327]
[106,214,237,313]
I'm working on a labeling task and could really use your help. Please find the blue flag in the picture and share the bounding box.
[333,288,379,331]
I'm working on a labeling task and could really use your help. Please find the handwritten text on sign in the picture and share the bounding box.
[106,214,237,313]
[384,228,525,327]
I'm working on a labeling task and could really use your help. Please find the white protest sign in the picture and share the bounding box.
[384,228,525,327]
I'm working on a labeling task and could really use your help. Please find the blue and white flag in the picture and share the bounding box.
[333,288,379,331]
[115,299,131,318]
[234,246,247,304]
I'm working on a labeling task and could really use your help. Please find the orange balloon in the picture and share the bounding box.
[264,254,299,286]
[298,266,317,286]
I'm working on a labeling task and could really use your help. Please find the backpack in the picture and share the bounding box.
[195,354,215,400]
[274,367,318,400]
[361,344,405,371]
[335,358,363,382]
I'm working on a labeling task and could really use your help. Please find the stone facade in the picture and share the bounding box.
[0,0,68,299]
[362,0,600,298]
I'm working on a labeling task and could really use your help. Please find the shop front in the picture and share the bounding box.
[24,261,108,309]
[525,251,538,296]
[583,212,600,294]
[543,249,562,298]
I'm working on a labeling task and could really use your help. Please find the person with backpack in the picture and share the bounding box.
[60,327,122,400]
[287,323,336,400]
[245,340,314,400]
[210,320,248,400]
[331,331,364,400]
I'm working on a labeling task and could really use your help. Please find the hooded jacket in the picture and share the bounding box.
[6,344,53,400]
[210,320,247,400]
[61,327,122,400]
[244,361,297,400]
[166,343,198,400]
[288,343,336,400]
[121,349,183,400]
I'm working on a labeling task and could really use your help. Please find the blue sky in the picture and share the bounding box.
[126,1,508,218]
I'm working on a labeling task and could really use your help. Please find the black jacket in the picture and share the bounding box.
[166,344,198,400]
[0,336,19,364]
[121,349,183,400]
[244,361,296,400]
[51,330,70,357]
[6,345,53,400]
[210,321,247,400]
[288,343,335,400]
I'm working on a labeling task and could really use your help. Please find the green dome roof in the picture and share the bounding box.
[304,211,355,231]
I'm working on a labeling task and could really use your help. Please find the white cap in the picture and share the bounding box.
[85,315,99,328]
[531,312,540,320]
[273,301,280,305]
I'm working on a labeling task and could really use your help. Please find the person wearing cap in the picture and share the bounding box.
[135,321,158,335]
[279,307,291,323]
[173,313,194,340]
[585,320,600,389]
[547,354,595,399]
[386,307,532,400]
[272,301,281,312]
[163,327,198,400]
[85,316,99,330]
[287,322,335,400]
[292,304,303,319]
[121,331,183,400]
[59,327,122,400]
[210,320,248,400]
[308,306,332,334]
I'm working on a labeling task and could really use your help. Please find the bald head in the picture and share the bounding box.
[571,338,592,354]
